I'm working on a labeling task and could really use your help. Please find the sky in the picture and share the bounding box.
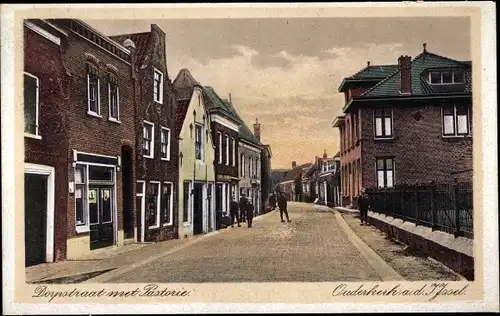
[87,17,470,169]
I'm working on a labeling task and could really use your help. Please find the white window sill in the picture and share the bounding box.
[153,100,163,105]
[149,225,159,230]
[442,134,472,138]
[162,222,173,227]
[144,155,154,159]
[76,226,90,234]
[87,111,102,118]
[108,117,121,124]
[161,157,171,161]
[24,133,42,140]
[374,137,394,140]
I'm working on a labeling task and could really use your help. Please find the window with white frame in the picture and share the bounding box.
[75,165,87,226]
[374,108,393,138]
[87,64,100,115]
[153,69,163,104]
[231,138,236,166]
[148,182,161,228]
[108,75,120,121]
[160,126,170,160]
[162,182,173,226]
[376,158,394,188]
[136,180,145,231]
[24,72,39,136]
[249,156,253,177]
[217,132,222,163]
[429,70,465,85]
[143,121,154,158]
[195,124,203,160]
[442,104,470,136]
[225,134,229,165]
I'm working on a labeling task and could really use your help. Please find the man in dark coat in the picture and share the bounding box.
[239,194,248,223]
[246,201,254,228]
[229,195,240,228]
[357,187,371,225]
[278,192,291,223]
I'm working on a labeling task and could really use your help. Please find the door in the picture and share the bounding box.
[215,183,223,230]
[193,183,204,235]
[24,174,48,267]
[89,187,114,249]
[207,183,213,232]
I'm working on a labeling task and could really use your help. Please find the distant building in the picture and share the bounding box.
[333,44,472,207]
[278,162,313,201]
[270,169,291,193]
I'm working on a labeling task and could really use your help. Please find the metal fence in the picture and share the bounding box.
[366,181,473,238]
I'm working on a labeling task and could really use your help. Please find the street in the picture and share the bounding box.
[106,203,384,283]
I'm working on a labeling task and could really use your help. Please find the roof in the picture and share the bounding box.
[281,163,313,183]
[361,50,471,98]
[338,64,398,92]
[174,99,191,136]
[202,86,239,122]
[109,32,151,69]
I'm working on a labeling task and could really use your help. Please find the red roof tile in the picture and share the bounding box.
[109,32,151,69]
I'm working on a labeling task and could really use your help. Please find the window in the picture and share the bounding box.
[87,64,100,115]
[108,75,119,121]
[24,73,39,136]
[143,121,154,158]
[225,134,229,165]
[376,158,394,188]
[231,138,236,166]
[148,182,160,228]
[195,124,203,160]
[442,104,470,136]
[183,181,190,223]
[162,182,173,226]
[374,108,393,138]
[429,70,465,85]
[136,181,145,237]
[75,165,87,226]
[241,154,245,177]
[217,132,222,163]
[153,69,163,104]
[160,127,170,160]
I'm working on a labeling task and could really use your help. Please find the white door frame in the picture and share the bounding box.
[24,163,55,263]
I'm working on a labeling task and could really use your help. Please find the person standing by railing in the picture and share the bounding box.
[358,187,371,226]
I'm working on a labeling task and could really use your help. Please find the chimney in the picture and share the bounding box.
[323,149,327,159]
[398,55,412,95]
[367,61,370,67]
[292,161,297,168]
[423,43,427,53]
[123,38,136,77]
[229,93,232,105]
[253,118,261,142]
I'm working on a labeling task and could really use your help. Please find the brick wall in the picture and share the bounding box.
[361,101,473,188]
[24,25,70,261]
[53,20,137,238]
[211,122,239,178]
[136,25,179,242]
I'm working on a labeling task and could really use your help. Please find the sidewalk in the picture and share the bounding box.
[25,232,216,284]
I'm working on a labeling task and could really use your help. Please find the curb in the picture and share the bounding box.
[333,209,405,281]
[83,231,220,283]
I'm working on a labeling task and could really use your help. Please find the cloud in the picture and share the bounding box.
[170,42,408,168]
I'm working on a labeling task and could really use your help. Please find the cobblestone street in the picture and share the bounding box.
[107,203,382,282]
[104,203,378,283]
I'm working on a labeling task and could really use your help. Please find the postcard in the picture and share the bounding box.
[1,2,498,314]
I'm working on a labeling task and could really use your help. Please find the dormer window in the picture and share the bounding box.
[429,70,465,85]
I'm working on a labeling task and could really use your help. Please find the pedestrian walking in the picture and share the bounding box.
[358,187,371,225]
[239,194,248,223]
[246,201,254,228]
[229,195,240,228]
[269,193,277,211]
[278,191,291,223]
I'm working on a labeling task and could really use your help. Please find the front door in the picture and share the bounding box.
[24,174,48,267]
[193,183,204,235]
[89,186,114,249]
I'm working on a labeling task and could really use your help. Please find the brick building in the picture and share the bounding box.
[201,87,240,229]
[23,19,70,266]
[260,144,273,213]
[25,19,139,261]
[110,24,179,243]
[333,44,472,207]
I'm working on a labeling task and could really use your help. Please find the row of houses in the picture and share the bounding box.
[276,150,341,207]
[23,19,272,267]
[276,44,473,212]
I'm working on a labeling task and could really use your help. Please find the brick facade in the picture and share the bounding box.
[24,22,70,262]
